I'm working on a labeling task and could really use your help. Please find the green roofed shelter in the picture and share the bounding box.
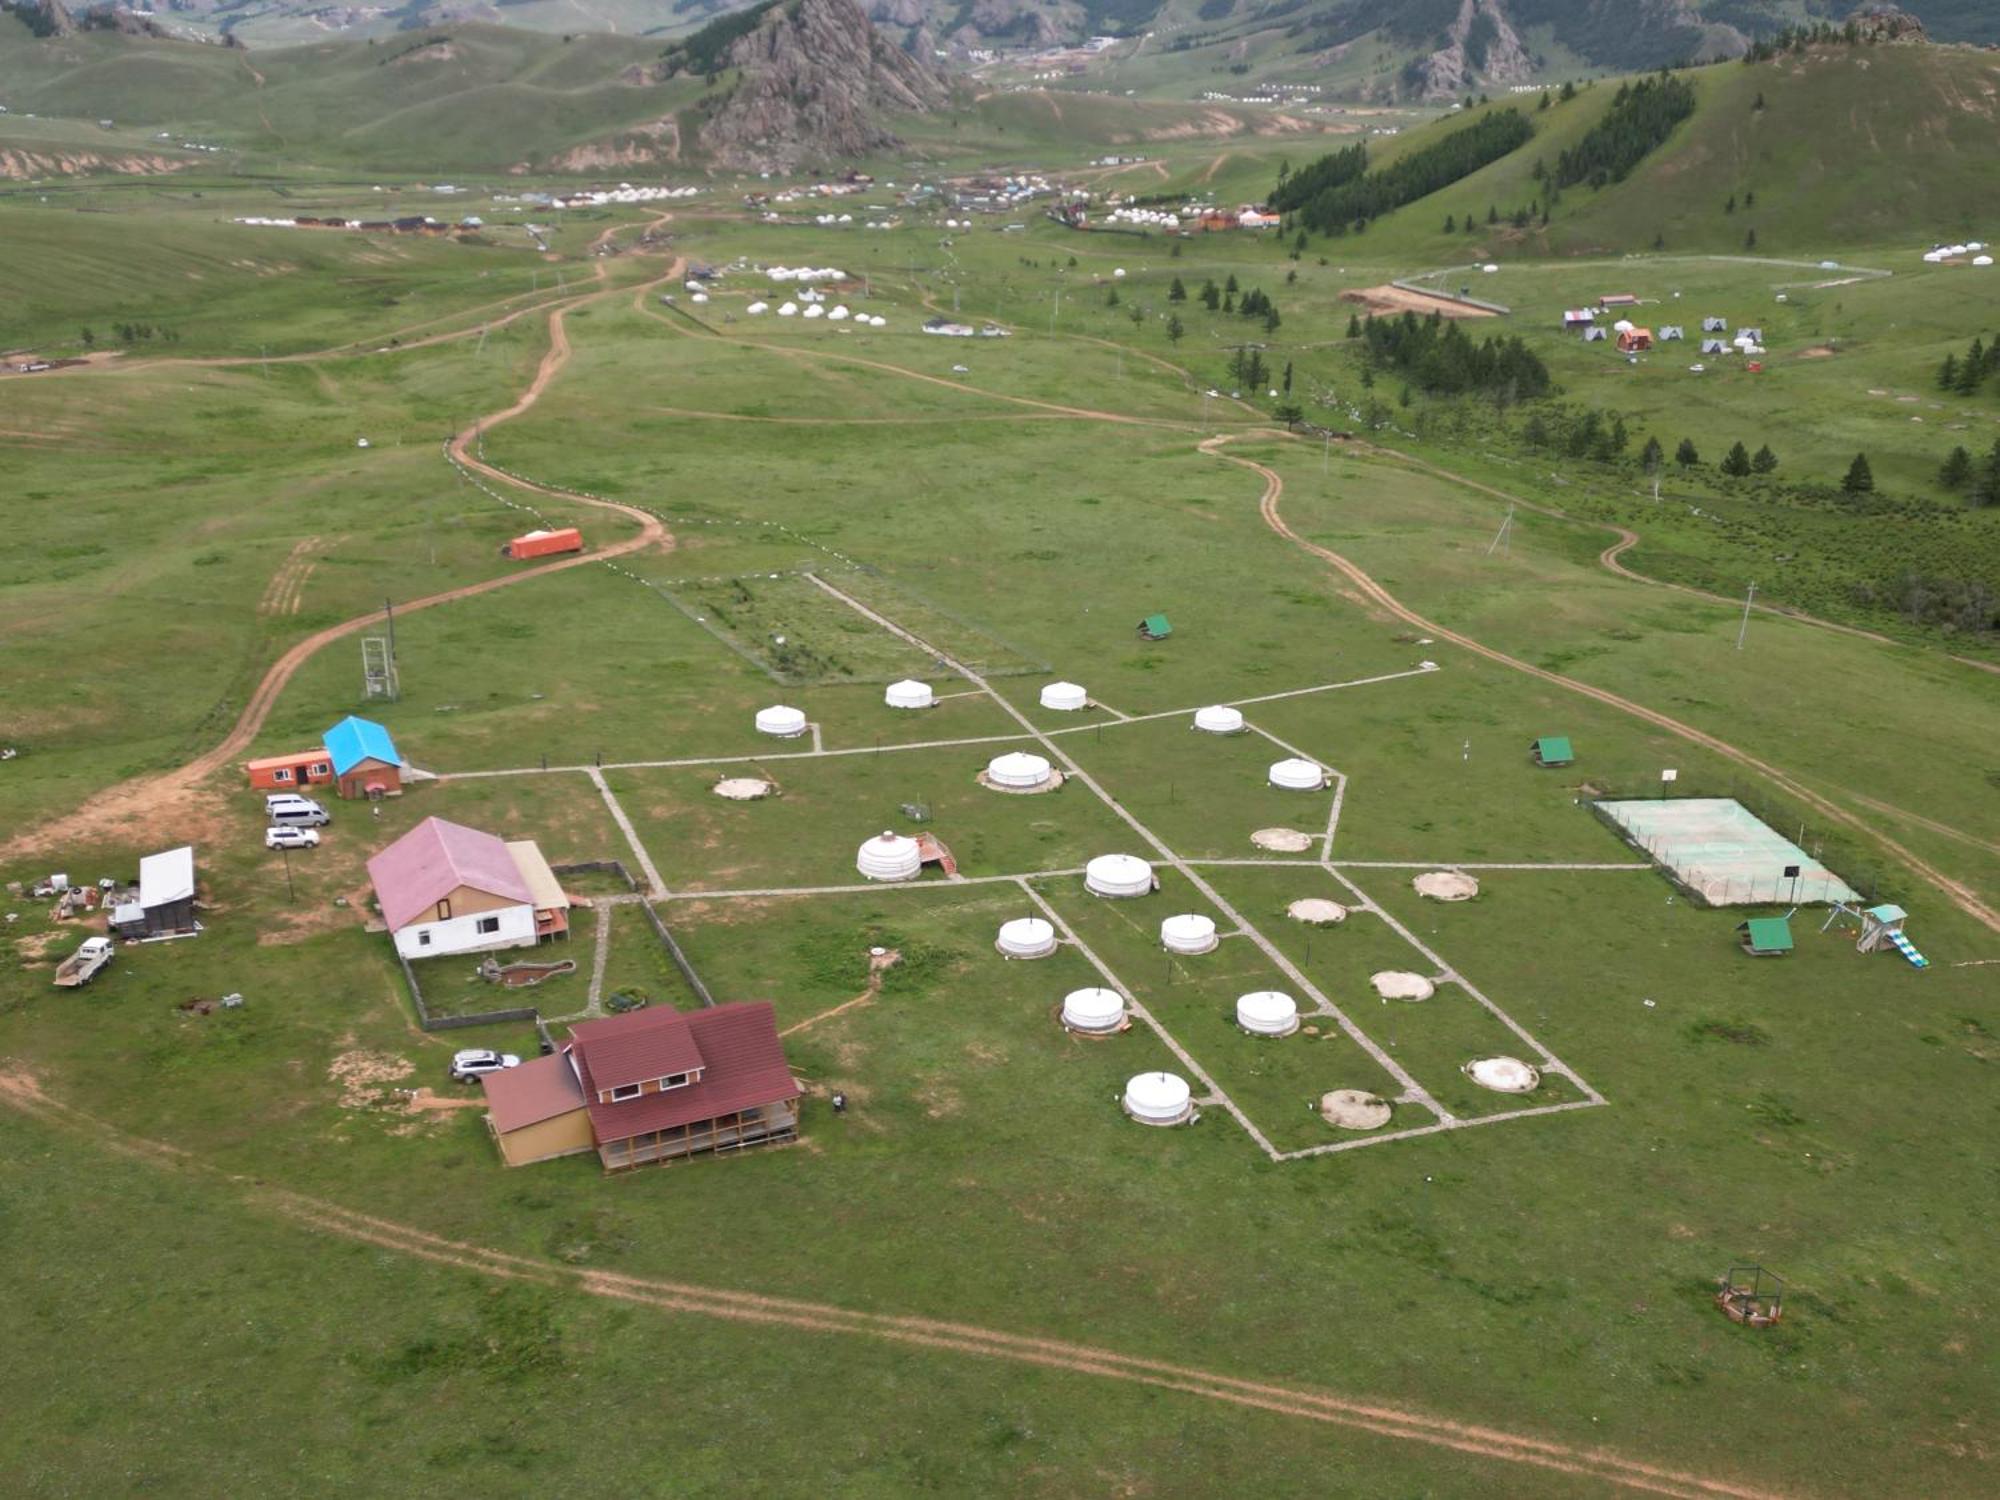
[1138,614,1172,641]
[1531,735,1574,767]
[1737,917,1794,956]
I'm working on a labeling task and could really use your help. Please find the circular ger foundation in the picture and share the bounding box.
[1320,1090,1392,1130]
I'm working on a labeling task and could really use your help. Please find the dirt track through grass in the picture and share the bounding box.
[1212,434,2000,934]
[0,1065,1792,1500]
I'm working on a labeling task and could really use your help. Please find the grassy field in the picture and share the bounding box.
[2,50,1998,1497]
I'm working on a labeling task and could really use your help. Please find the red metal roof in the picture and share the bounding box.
[366,816,533,932]
[569,1003,798,1142]
[481,1051,586,1133]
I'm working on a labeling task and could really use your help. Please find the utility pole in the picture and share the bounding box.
[1485,502,1515,557]
[385,596,397,663]
[1735,580,1757,650]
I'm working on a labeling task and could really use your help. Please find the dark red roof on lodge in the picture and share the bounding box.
[569,1003,799,1142]
[481,1051,586,1133]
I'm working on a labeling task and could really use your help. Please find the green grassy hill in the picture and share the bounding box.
[1264,42,2000,261]
[0,19,708,173]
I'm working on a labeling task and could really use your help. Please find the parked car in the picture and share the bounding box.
[268,795,330,828]
[450,1048,522,1082]
[265,826,321,850]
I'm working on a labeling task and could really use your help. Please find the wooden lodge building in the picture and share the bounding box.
[481,1003,801,1171]
[246,715,405,799]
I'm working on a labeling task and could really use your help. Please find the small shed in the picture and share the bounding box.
[1599,293,1639,308]
[1137,613,1172,641]
[1737,917,1794,957]
[1702,317,1729,333]
[1617,328,1654,353]
[502,527,584,561]
[323,714,404,799]
[1562,309,1597,329]
[112,846,200,940]
[1530,735,1574,768]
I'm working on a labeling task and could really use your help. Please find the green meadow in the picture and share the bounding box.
[3,41,1998,1497]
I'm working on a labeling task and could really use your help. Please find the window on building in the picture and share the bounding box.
[476,916,500,935]
[436,899,451,920]
[311,763,330,777]
[273,767,292,782]
[417,931,432,948]
[660,1072,690,1090]
[610,1082,643,1102]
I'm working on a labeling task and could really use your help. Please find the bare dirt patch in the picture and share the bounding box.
[403,1086,484,1112]
[1414,870,1479,902]
[1320,1089,1392,1129]
[1798,345,1838,359]
[1287,898,1347,925]
[1252,828,1315,852]
[328,1049,414,1109]
[1340,286,1495,320]
[1370,971,1435,1002]
[713,776,775,801]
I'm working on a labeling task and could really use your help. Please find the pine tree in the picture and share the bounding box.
[1753,91,1766,111]
[1523,413,1552,448]
[1745,228,1758,250]
[1263,306,1281,333]
[1538,91,1552,111]
[1444,213,1457,233]
[1939,445,1973,490]
[1225,273,1239,294]
[1609,416,1629,455]
[1939,353,1960,390]
[1487,205,1499,225]
[1222,292,1235,314]
[1640,435,1664,470]
[1675,438,1700,468]
[1200,280,1220,310]
[1346,313,1362,338]
[1724,194,1736,214]
[1974,439,2000,507]
[1841,452,1874,494]
[1282,360,1294,393]
[1744,189,1755,207]
[1721,441,1752,477]
[1954,338,1984,394]
[1168,277,1187,302]
[1560,80,1577,101]
[1752,444,1778,474]
[1166,314,1185,344]
[1106,286,1121,307]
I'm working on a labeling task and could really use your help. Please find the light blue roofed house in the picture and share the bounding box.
[323,715,406,800]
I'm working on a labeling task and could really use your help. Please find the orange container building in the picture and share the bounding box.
[246,750,334,793]
[502,527,584,561]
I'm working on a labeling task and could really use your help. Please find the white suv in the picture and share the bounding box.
[450,1049,522,1082]
[265,826,321,850]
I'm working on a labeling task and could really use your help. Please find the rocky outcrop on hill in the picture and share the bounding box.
[1407,0,1532,100]
[700,0,952,171]
[1850,5,1927,43]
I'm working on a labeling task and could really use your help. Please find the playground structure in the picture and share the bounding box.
[1822,902,1929,969]
[1715,1265,1784,1328]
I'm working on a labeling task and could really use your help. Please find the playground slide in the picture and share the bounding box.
[1887,930,1930,969]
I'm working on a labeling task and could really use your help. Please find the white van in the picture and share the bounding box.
[267,795,330,828]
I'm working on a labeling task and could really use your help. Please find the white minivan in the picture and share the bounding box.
[266,794,331,828]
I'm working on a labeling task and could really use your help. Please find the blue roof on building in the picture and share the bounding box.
[323,715,402,776]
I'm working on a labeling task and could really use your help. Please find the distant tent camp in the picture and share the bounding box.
[1702,317,1729,333]
[1530,735,1574,768]
[1138,613,1172,641]
[1701,338,1730,355]
[1583,327,1609,343]
[1737,917,1794,957]
[1658,325,1685,341]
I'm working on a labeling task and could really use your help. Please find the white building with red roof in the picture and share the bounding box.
[480,1003,801,1170]
[365,816,570,959]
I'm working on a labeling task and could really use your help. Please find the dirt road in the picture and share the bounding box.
[0,1066,1789,1500]
[1208,434,1999,933]
[0,262,682,861]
